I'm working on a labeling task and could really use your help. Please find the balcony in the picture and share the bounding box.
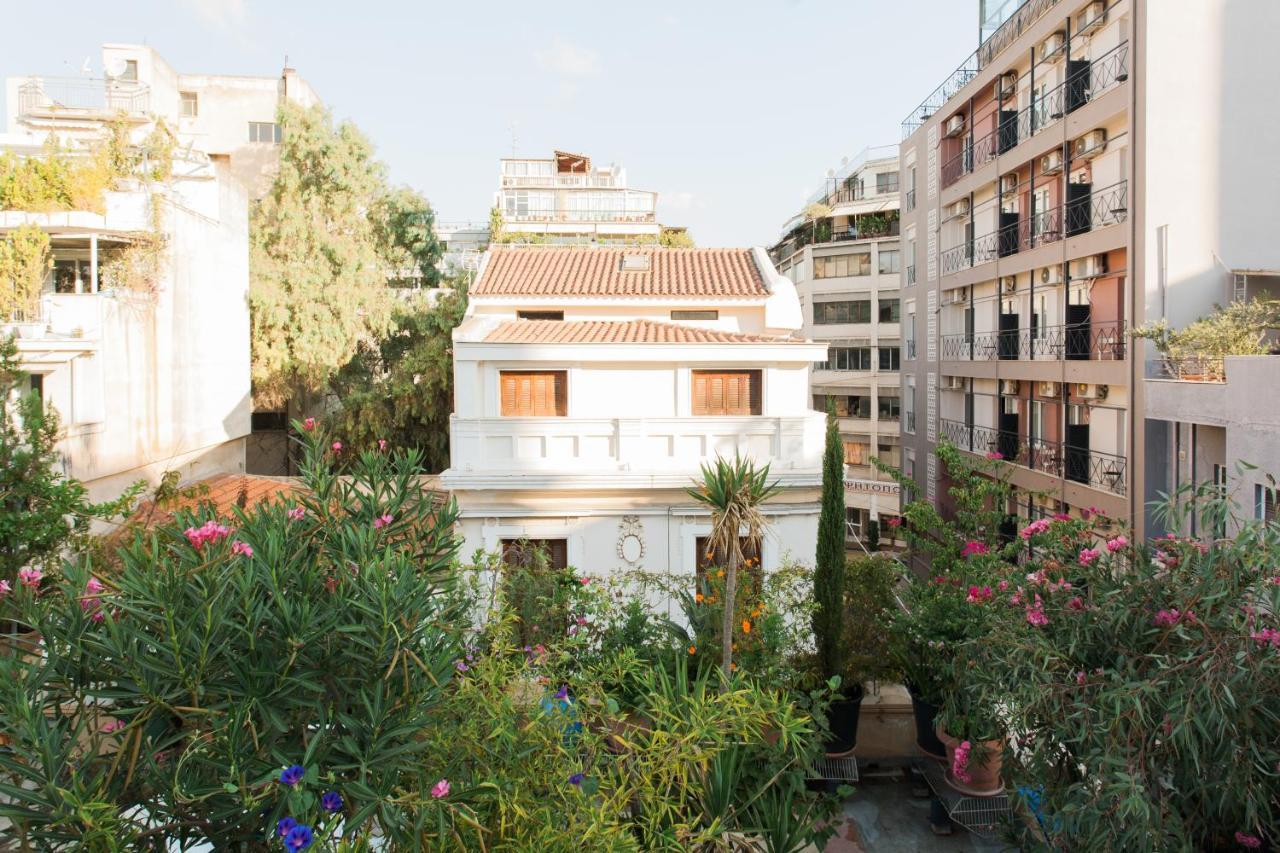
[501,175,620,189]
[16,76,150,120]
[447,414,825,484]
[939,41,1130,189]
[505,209,657,224]
[940,418,1126,495]
[941,320,1126,361]
[940,180,1127,275]
[1146,355,1226,383]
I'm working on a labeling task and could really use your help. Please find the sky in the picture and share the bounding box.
[0,0,976,247]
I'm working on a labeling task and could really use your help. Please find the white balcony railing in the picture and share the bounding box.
[449,414,826,476]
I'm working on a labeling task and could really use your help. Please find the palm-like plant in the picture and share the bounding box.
[686,454,782,681]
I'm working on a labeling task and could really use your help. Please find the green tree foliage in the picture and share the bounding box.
[812,399,846,685]
[658,227,695,248]
[329,281,467,472]
[248,102,395,410]
[0,336,134,589]
[0,225,52,319]
[1133,296,1280,362]
[371,185,442,288]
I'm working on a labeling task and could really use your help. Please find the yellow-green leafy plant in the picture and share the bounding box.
[0,224,51,319]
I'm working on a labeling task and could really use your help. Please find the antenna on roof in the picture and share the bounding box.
[507,122,518,157]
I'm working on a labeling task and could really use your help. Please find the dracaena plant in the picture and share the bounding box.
[0,420,465,850]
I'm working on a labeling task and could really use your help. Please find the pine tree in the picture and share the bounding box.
[813,397,847,686]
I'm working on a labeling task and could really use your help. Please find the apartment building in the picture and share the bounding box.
[494,150,660,244]
[899,0,1280,537]
[0,151,251,502]
[769,147,904,545]
[5,44,320,198]
[442,246,827,585]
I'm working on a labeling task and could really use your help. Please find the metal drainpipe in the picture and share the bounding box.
[1127,0,1141,534]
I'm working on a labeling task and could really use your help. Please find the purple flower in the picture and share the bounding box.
[554,685,569,700]
[279,764,305,787]
[321,790,343,812]
[569,773,585,786]
[283,824,314,850]
[276,817,298,837]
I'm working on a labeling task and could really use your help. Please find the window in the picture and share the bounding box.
[878,347,900,371]
[500,370,567,417]
[822,395,870,419]
[878,298,900,323]
[843,439,870,466]
[876,172,900,194]
[29,372,44,400]
[877,442,901,468]
[813,300,871,324]
[517,310,564,320]
[671,310,719,321]
[691,370,761,416]
[878,395,901,420]
[249,122,282,144]
[501,538,569,570]
[814,253,871,279]
[121,60,138,82]
[817,346,872,372]
[1257,484,1277,523]
[878,250,901,276]
[180,91,198,117]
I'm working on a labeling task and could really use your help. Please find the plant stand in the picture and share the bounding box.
[811,752,859,784]
[912,758,1009,839]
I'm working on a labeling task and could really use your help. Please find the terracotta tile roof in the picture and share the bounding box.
[483,319,803,345]
[473,247,768,299]
[130,474,302,527]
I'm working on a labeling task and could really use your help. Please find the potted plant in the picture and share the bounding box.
[0,224,52,339]
[935,703,1005,797]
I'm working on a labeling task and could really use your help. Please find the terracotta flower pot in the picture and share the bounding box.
[937,728,1005,797]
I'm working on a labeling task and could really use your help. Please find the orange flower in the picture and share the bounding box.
[741,620,752,634]
[695,592,705,603]
[688,645,697,655]
[730,662,738,671]
[704,550,714,559]
[716,570,725,578]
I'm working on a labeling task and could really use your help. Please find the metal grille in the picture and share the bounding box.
[811,754,859,783]
[915,759,1010,839]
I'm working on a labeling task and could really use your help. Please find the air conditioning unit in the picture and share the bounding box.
[1000,173,1019,196]
[998,71,1019,100]
[943,375,968,391]
[1074,129,1108,160]
[1075,383,1109,401]
[1038,381,1061,398]
[1001,379,1021,396]
[1075,254,1108,278]
[1040,150,1064,175]
[944,286,969,304]
[1039,265,1063,286]
[1077,1,1107,35]
[1040,31,1067,61]
[1001,276,1018,294]
[944,114,966,138]
[945,198,970,220]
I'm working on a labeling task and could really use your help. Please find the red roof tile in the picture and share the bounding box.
[130,474,301,526]
[483,319,802,345]
[473,247,768,299]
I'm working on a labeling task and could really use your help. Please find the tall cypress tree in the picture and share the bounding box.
[813,397,847,687]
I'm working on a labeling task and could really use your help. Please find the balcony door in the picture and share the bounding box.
[998,395,1020,461]
[1065,301,1092,360]
[1065,404,1091,484]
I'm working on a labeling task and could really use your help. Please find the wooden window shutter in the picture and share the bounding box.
[500,371,567,416]
[692,370,761,416]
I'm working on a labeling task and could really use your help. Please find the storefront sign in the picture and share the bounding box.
[843,478,900,497]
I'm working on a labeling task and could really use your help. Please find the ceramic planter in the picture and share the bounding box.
[937,728,1005,797]
[824,682,864,756]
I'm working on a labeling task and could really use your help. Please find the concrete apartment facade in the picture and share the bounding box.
[5,44,321,199]
[899,0,1280,537]
[442,246,827,593]
[769,147,904,546]
[495,150,661,244]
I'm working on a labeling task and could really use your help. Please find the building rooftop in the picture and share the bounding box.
[482,318,801,345]
[473,247,769,300]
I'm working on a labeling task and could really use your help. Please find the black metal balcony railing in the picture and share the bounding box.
[940,418,1127,495]
[940,180,1127,275]
[940,320,1127,362]
[18,77,150,116]
[938,42,1130,190]
[902,52,981,139]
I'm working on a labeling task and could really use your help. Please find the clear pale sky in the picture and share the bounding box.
[0,0,976,247]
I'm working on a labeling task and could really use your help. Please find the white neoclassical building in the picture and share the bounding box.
[442,246,828,582]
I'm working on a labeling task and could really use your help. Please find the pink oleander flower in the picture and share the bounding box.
[1234,832,1262,849]
[578,577,591,586]
[378,439,388,451]
[1078,547,1101,566]
[985,451,1003,460]
[1106,535,1127,552]
[1026,594,1048,626]
[1026,569,1047,586]
[0,579,10,596]
[952,740,972,784]
[231,541,253,557]
[1075,671,1087,685]
[1020,518,1052,539]
[184,520,232,550]
[373,513,394,530]
[1251,628,1280,649]
[1052,512,1072,521]
[997,579,1010,592]
[966,585,994,604]
[961,540,989,557]
[431,778,450,799]
[886,516,902,527]
[287,506,306,521]
[18,567,42,588]
[302,417,316,431]
[1269,576,1280,586]
[1153,608,1182,627]
[1067,596,1085,611]
[331,441,343,453]
[100,718,125,734]
[86,576,105,595]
